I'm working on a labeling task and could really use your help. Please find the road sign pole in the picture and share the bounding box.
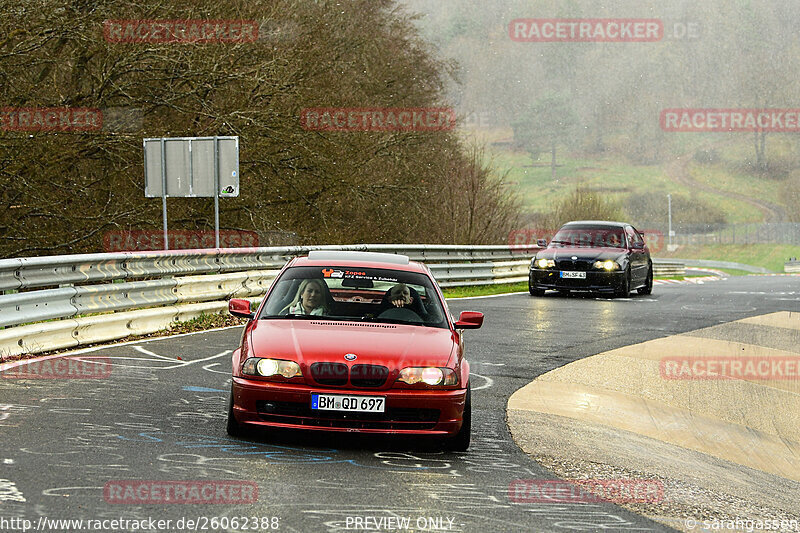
[213,136,220,248]
[160,138,169,251]
[667,193,672,248]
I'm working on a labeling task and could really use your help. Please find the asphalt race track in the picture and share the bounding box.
[1,275,797,533]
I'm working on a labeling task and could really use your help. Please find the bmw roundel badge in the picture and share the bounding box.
[344,353,357,361]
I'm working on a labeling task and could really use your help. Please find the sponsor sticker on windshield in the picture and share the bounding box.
[321,268,398,283]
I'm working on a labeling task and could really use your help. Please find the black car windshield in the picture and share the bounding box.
[551,226,626,248]
[258,265,448,328]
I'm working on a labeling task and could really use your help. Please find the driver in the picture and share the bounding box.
[389,283,413,308]
[605,232,622,247]
[378,283,428,319]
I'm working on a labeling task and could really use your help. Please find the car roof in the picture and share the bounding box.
[560,220,630,228]
[290,250,428,273]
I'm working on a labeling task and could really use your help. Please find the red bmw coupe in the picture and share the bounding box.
[226,250,483,450]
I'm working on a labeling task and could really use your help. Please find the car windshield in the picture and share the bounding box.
[551,226,626,248]
[258,265,448,328]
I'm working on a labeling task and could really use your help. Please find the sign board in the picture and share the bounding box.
[144,136,239,198]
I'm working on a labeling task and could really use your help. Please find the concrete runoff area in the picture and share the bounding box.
[508,311,800,531]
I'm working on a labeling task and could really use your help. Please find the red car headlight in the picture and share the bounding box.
[242,357,302,379]
[397,367,458,386]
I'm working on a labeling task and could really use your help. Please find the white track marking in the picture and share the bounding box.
[470,372,494,391]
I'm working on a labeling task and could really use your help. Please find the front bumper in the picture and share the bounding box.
[231,376,467,436]
[529,269,625,292]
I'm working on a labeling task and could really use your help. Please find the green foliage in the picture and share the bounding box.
[544,186,624,228]
[781,172,800,223]
[0,0,520,257]
[511,93,577,163]
[625,192,727,229]
[405,0,800,170]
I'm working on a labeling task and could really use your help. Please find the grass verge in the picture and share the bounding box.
[656,244,800,272]
[442,281,528,298]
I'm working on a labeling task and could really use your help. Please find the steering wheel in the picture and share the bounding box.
[376,306,424,323]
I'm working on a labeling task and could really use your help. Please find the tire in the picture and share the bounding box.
[529,282,545,296]
[226,387,249,438]
[443,385,471,452]
[615,267,631,298]
[638,264,653,295]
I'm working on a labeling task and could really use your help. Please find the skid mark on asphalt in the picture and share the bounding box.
[42,486,103,497]
[201,362,229,375]
[0,478,26,502]
[98,346,233,371]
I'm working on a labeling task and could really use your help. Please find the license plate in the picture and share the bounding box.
[560,271,586,279]
[311,394,385,413]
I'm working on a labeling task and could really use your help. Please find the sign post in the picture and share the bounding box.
[143,136,239,250]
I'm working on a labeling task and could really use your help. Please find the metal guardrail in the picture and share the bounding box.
[785,261,800,273]
[0,245,531,291]
[0,245,538,357]
[652,259,685,277]
[0,246,696,358]
[665,258,773,274]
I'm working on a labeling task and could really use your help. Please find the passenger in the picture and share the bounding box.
[282,279,329,315]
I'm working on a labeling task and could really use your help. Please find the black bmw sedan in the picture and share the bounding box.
[528,221,653,297]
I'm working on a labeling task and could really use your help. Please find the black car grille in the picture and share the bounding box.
[350,364,389,387]
[556,259,593,271]
[256,401,440,430]
[309,362,389,388]
[310,362,349,386]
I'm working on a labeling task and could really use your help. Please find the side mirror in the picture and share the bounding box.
[229,298,254,319]
[537,239,548,247]
[454,311,483,329]
[631,241,644,249]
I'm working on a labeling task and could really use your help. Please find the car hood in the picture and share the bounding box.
[538,247,627,261]
[248,319,456,369]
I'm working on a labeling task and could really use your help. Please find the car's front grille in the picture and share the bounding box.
[350,364,389,387]
[309,362,389,388]
[256,401,439,430]
[556,259,593,271]
[310,362,348,386]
